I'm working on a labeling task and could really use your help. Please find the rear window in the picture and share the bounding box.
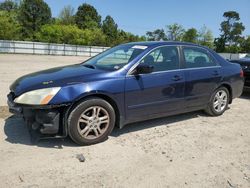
[183,47,217,68]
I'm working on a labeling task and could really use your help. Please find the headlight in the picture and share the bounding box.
[14,87,61,105]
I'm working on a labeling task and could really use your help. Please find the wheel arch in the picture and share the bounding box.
[65,93,121,129]
[218,83,233,104]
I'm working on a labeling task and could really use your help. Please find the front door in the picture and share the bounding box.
[125,45,185,122]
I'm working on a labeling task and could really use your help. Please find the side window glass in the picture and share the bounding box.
[140,46,179,72]
[183,47,217,68]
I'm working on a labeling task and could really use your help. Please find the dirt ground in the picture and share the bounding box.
[0,54,250,188]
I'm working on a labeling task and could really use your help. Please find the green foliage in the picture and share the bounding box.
[115,30,145,45]
[0,11,20,40]
[19,0,51,40]
[225,45,242,53]
[215,11,245,53]
[58,5,75,25]
[221,11,245,45]
[241,36,250,53]
[102,15,118,46]
[214,37,226,52]
[198,26,214,48]
[182,28,198,43]
[146,25,214,49]
[146,29,167,41]
[1,1,249,51]
[36,24,106,46]
[75,3,101,29]
[0,0,18,12]
[166,23,185,41]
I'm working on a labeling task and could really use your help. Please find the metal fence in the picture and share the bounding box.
[0,40,109,57]
[218,53,247,60]
[0,40,247,60]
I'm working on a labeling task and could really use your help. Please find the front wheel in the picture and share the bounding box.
[68,98,115,145]
[205,87,229,116]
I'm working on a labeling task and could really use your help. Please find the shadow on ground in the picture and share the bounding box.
[4,116,77,148]
[111,111,205,137]
[240,91,250,99]
[4,110,205,148]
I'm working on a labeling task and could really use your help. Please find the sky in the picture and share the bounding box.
[44,0,250,37]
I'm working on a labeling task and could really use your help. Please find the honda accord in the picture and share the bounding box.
[7,42,244,145]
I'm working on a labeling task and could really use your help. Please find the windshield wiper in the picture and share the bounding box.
[82,64,96,69]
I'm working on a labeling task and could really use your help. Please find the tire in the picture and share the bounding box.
[205,87,229,116]
[68,98,116,145]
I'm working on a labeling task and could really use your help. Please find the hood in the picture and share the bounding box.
[10,64,106,96]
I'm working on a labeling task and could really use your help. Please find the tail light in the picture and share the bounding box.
[240,69,244,78]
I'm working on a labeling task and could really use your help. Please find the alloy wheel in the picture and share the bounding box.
[213,90,228,113]
[77,106,110,140]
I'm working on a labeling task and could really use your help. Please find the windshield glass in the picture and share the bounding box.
[82,44,148,71]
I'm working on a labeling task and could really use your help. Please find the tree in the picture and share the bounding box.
[214,37,226,52]
[0,11,20,40]
[116,29,145,44]
[215,11,245,52]
[58,5,75,25]
[19,0,51,40]
[221,11,245,46]
[75,3,101,29]
[198,25,214,48]
[166,23,185,41]
[146,29,167,41]
[240,36,250,53]
[182,28,198,43]
[0,0,18,12]
[102,15,118,45]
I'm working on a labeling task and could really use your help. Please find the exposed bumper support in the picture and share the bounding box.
[7,93,70,138]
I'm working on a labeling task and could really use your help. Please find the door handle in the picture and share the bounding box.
[212,71,219,76]
[172,75,182,81]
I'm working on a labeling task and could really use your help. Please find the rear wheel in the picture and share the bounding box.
[205,87,229,116]
[68,98,115,145]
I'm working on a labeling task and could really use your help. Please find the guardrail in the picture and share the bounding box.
[0,40,109,57]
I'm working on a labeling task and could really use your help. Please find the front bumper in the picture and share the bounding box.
[7,93,23,116]
[7,92,70,137]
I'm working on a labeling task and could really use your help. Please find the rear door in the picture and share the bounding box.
[182,46,222,108]
[125,45,185,122]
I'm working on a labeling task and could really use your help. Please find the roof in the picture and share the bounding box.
[126,41,202,47]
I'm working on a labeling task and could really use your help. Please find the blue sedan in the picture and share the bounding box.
[8,42,244,145]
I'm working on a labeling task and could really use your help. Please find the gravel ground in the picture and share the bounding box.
[0,54,249,188]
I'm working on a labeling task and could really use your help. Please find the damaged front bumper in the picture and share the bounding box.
[7,92,71,138]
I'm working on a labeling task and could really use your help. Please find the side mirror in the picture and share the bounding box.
[134,64,154,75]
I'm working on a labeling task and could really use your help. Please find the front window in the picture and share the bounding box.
[83,44,147,71]
[139,46,180,72]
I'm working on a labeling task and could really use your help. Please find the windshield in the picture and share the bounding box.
[82,44,147,71]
